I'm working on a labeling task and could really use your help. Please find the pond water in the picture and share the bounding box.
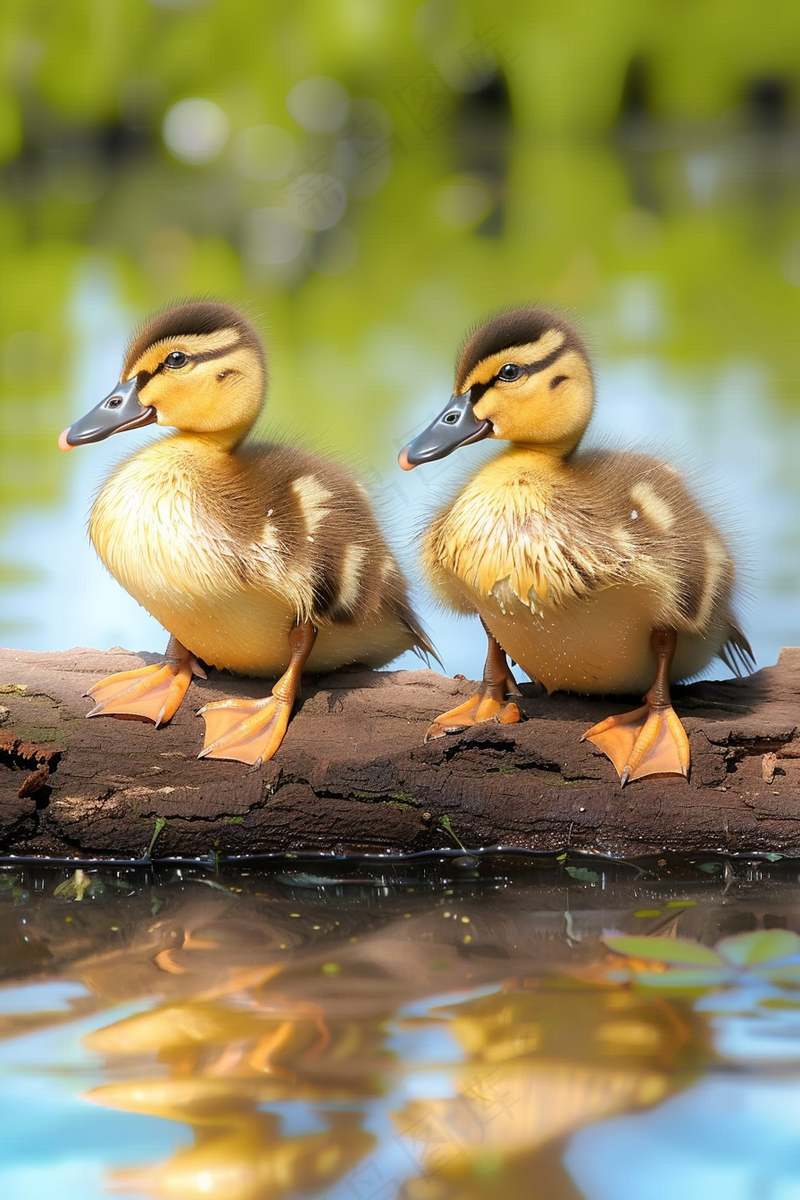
[3,856,800,1200]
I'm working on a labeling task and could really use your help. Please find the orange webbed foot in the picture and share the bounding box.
[582,702,690,786]
[198,695,293,766]
[86,645,204,726]
[426,623,523,742]
[425,690,522,742]
[197,620,317,767]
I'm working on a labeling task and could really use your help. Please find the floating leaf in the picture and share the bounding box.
[566,866,600,883]
[633,966,737,990]
[757,963,800,984]
[603,935,724,967]
[717,929,800,967]
[54,869,92,901]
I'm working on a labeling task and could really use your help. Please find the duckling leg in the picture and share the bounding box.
[582,629,691,786]
[198,620,317,766]
[86,636,205,726]
[425,623,522,742]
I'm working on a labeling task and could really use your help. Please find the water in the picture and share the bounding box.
[3,857,800,1199]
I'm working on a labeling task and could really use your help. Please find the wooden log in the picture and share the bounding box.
[0,646,798,861]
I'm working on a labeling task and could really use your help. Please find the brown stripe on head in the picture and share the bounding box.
[455,307,590,393]
[123,300,266,382]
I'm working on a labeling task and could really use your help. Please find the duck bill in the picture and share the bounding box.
[398,390,492,470]
[58,379,157,451]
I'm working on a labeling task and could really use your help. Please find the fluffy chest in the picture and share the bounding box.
[94,456,214,597]
[90,455,240,604]
[426,466,610,613]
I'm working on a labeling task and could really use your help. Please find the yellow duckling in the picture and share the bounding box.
[399,307,752,785]
[59,300,433,765]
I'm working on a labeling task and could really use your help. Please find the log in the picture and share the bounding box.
[0,646,798,861]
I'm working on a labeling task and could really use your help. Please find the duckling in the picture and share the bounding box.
[398,307,753,785]
[59,300,433,766]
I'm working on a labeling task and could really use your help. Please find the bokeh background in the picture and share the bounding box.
[2,0,799,679]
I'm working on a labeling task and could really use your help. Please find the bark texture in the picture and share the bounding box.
[1,646,798,861]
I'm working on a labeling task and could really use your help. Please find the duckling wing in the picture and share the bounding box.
[234,444,437,666]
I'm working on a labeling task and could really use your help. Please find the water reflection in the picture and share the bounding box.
[4,859,800,1198]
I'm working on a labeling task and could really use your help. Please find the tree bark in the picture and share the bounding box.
[1,646,798,861]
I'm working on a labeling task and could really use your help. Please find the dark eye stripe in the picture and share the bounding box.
[190,341,240,364]
[517,344,566,378]
[135,340,241,389]
[480,343,568,391]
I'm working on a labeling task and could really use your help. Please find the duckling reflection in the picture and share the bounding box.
[387,984,695,1200]
[84,988,333,1083]
[84,973,385,1198]
[103,1111,374,1200]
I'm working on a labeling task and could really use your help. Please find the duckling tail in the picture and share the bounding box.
[389,593,442,669]
[719,626,756,678]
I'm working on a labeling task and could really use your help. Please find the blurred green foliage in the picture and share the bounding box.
[1,0,799,645]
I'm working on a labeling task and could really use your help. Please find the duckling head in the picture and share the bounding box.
[59,301,267,452]
[399,307,593,469]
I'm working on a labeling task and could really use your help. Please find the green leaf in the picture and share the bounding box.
[145,816,166,859]
[566,866,600,882]
[717,929,800,967]
[633,967,736,990]
[603,935,725,966]
[439,815,468,852]
[54,869,91,901]
[757,963,800,983]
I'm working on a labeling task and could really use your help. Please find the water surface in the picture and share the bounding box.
[4,856,800,1199]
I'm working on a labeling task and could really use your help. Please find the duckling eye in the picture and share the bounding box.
[497,363,522,382]
[164,351,188,369]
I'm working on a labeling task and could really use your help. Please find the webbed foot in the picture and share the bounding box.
[198,695,293,765]
[197,620,317,766]
[426,623,522,741]
[582,701,690,785]
[426,691,522,741]
[582,628,690,786]
[86,638,205,726]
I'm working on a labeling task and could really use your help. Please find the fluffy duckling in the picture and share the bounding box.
[399,307,752,785]
[59,300,433,765]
